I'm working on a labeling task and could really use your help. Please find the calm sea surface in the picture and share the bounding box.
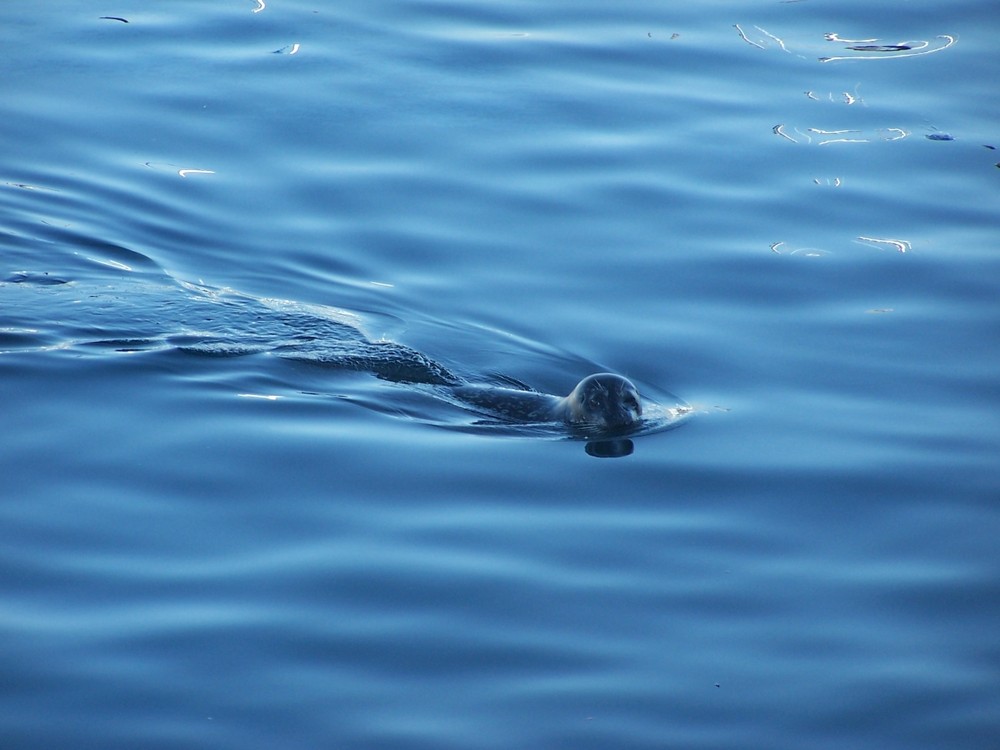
[2,1,998,748]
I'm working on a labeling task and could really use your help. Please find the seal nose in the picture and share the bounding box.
[607,403,641,429]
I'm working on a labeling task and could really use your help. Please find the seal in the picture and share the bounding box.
[451,372,643,430]
[9,261,649,434]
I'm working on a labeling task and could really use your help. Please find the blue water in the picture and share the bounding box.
[2,1,998,748]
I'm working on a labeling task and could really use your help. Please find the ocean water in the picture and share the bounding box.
[1,1,998,748]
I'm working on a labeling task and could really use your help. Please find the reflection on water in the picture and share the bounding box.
[734,24,958,62]
[585,438,634,458]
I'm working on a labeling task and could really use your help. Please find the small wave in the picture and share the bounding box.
[4,271,69,285]
[734,26,956,63]
[820,33,956,63]
[773,124,909,146]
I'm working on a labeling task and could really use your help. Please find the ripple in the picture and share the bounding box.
[773,124,909,146]
[820,33,957,63]
[734,25,957,63]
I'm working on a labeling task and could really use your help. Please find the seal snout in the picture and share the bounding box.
[606,398,643,429]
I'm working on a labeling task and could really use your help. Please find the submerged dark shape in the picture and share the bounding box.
[845,44,911,52]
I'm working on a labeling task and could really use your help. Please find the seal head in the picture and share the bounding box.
[558,373,643,430]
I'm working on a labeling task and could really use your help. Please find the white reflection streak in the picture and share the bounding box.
[825,34,877,44]
[755,26,789,53]
[238,393,280,400]
[858,236,911,253]
[820,34,955,63]
[252,0,265,13]
[773,124,798,143]
[772,243,829,257]
[178,169,215,178]
[808,128,866,146]
[87,257,132,271]
[880,128,908,141]
[733,24,764,49]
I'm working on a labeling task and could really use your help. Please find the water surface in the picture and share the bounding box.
[2,1,998,748]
